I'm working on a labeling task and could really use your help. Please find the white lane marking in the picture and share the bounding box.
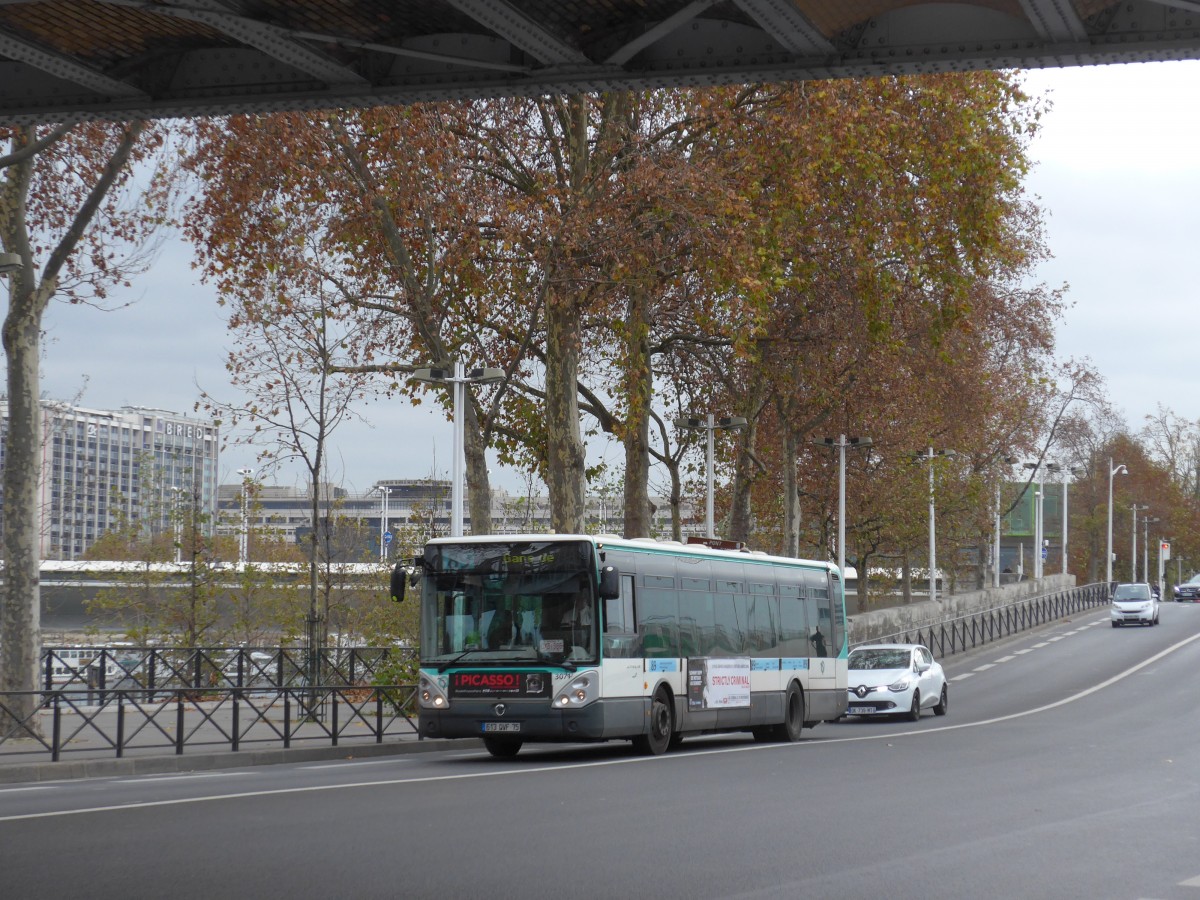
[973,664,995,672]
[299,759,413,770]
[0,786,57,793]
[1179,874,1200,887]
[951,673,975,681]
[116,772,250,784]
[994,656,1015,663]
[1048,636,1065,642]
[1015,649,1034,655]
[9,629,1199,823]
[1033,642,1049,648]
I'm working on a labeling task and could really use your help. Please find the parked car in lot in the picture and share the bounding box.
[1110,582,1159,627]
[1174,574,1200,602]
[845,643,947,721]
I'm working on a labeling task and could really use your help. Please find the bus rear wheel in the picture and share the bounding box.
[483,738,522,759]
[774,684,804,742]
[633,690,674,756]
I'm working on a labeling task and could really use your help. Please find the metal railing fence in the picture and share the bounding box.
[0,683,418,762]
[853,582,1111,658]
[39,645,417,693]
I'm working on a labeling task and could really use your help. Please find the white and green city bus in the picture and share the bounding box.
[391,534,848,758]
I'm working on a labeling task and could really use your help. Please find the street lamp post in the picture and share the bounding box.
[375,484,389,562]
[169,486,185,565]
[236,467,254,568]
[413,361,505,538]
[1106,458,1128,585]
[819,435,872,577]
[921,447,957,603]
[1143,516,1159,584]
[676,414,748,538]
[1131,503,1149,582]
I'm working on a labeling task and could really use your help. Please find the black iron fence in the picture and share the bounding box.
[1,646,421,764]
[854,582,1111,658]
[39,645,417,693]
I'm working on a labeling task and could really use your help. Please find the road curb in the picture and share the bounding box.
[0,737,481,785]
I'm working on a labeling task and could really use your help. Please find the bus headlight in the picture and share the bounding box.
[552,672,599,708]
[418,671,450,709]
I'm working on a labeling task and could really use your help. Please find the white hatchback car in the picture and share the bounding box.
[845,643,947,721]
[1110,582,1159,627]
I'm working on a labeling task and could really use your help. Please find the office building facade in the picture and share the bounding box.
[0,401,220,560]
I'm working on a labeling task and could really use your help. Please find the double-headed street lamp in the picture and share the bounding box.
[920,447,957,603]
[818,435,872,577]
[413,361,505,538]
[1106,458,1128,585]
[676,414,747,538]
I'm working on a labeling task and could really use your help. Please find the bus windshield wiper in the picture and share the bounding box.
[436,648,485,673]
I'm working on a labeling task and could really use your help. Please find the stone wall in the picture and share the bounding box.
[847,574,1078,645]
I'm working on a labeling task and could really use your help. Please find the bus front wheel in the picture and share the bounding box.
[634,690,674,756]
[483,738,522,759]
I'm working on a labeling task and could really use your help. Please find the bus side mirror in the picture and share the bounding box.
[598,565,620,600]
[389,562,408,603]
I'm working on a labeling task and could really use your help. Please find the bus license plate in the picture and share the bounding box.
[482,722,521,733]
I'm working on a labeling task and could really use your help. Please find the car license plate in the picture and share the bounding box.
[848,706,874,715]
[482,722,521,733]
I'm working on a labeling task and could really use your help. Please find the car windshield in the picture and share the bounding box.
[1188,575,1200,585]
[1112,585,1150,601]
[849,649,912,670]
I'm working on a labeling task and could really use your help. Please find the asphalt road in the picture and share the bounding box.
[4,605,1200,900]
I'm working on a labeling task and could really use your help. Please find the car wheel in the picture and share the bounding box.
[907,691,921,722]
[1111,621,1119,628]
[933,684,948,716]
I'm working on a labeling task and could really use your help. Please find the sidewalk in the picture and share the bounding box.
[0,697,479,785]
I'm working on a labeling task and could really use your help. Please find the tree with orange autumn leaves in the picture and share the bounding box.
[178,73,1074,578]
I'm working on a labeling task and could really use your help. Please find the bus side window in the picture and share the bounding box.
[605,574,636,633]
[603,574,639,658]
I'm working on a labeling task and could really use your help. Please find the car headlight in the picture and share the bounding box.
[887,677,912,693]
[418,671,450,709]
[552,671,599,708]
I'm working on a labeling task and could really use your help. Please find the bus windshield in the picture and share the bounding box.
[418,540,599,666]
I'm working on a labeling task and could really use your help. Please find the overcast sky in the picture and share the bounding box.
[28,59,1200,494]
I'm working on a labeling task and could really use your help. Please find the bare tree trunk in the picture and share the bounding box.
[0,272,45,733]
[726,418,757,543]
[544,292,586,532]
[622,285,652,538]
[781,427,800,557]
[464,397,493,535]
